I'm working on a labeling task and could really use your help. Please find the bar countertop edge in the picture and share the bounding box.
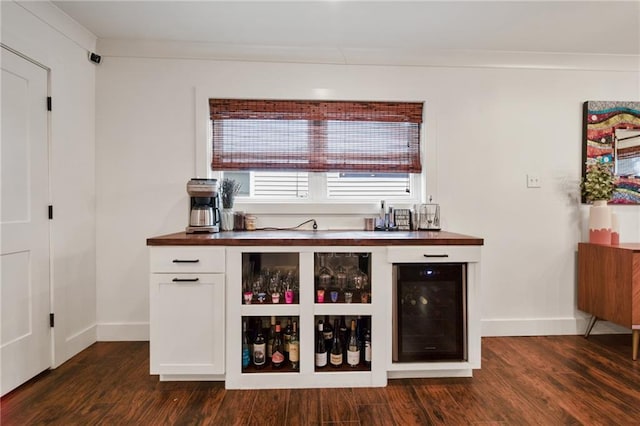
[147,230,484,246]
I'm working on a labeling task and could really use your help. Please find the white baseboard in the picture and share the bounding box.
[481,317,631,337]
[54,324,97,368]
[97,322,149,341]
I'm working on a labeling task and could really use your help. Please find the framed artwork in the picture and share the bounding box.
[583,101,640,204]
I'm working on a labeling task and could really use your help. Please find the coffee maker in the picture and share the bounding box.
[186,178,221,233]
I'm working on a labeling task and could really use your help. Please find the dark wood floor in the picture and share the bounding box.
[1,335,639,425]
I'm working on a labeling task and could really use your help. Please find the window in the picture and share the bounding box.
[209,100,423,202]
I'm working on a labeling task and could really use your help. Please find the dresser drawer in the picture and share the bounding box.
[387,245,480,263]
[150,246,226,273]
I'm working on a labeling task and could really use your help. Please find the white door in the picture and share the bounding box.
[1,47,51,396]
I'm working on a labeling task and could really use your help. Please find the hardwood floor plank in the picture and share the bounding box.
[248,388,289,425]
[286,389,321,426]
[211,390,256,425]
[384,380,432,425]
[356,403,394,426]
[2,337,640,426]
[350,387,388,405]
[320,388,358,423]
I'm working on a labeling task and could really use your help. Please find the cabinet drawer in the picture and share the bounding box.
[150,246,225,273]
[387,246,480,263]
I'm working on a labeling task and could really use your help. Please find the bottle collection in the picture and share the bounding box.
[316,315,371,371]
[242,316,300,373]
[240,252,373,376]
[242,315,371,373]
[315,253,371,304]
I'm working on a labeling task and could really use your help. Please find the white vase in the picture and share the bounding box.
[588,200,611,244]
[221,208,235,231]
[611,212,620,245]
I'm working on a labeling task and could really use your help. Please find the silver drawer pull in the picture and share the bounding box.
[172,278,200,282]
[423,254,449,258]
[172,259,200,263]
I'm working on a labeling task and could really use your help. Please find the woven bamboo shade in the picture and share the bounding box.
[210,99,423,173]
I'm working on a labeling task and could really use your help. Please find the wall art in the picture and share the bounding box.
[583,101,640,204]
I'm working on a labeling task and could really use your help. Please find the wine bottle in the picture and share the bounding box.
[253,319,266,369]
[330,318,343,368]
[315,320,327,368]
[339,316,348,357]
[347,319,360,367]
[242,320,250,369]
[289,320,299,370]
[267,316,276,363]
[356,316,365,364]
[323,315,333,352]
[364,322,372,367]
[271,323,285,369]
[284,317,293,360]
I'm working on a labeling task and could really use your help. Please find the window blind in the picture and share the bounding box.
[210,99,423,173]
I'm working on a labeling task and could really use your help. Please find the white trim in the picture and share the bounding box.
[388,369,472,379]
[481,317,632,337]
[194,86,211,178]
[96,322,150,342]
[54,324,96,368]
[97,39,639,72]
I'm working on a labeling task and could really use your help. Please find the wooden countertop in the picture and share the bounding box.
[147,230,484,246]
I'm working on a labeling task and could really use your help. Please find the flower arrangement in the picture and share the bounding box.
[221,177,242,209]
[581,160,616,203]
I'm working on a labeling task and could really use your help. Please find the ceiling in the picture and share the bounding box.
[52,1,640,62]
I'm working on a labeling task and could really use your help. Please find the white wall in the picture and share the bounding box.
[94,49,639,339]
[1,1,97,366]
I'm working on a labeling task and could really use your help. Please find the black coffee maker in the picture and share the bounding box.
[186,178,221,233]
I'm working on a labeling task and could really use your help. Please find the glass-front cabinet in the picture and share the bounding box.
[226,246,388,389]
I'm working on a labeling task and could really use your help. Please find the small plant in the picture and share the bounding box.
[221,178,242,208]
[581,160,615,202]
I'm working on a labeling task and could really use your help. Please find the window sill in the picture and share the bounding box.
[232,201,415,216]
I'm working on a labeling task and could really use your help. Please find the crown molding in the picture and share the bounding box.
[97,38,639,72]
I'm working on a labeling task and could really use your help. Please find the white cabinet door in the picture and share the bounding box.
[150,274,224,375]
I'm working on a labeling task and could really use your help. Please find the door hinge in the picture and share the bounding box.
[50,313,55,327]
[47,97,52,111]
[48,205,53,220]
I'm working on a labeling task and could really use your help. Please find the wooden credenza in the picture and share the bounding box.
[577,243,640,360]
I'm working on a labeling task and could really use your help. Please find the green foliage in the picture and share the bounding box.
[581,161,615,202]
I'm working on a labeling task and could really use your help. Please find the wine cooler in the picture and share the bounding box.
[392,263,467,362]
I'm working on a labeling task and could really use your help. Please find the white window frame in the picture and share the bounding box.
[194,90,428,215]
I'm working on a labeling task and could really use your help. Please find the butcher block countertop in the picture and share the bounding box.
[147,230,484,247]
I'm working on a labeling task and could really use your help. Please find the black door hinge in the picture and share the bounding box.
[50,313,55,327]
[48,205,53,220]
[47,97,52,111]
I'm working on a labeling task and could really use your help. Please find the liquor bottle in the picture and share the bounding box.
[289,321,300,370]
[364,322,372,367]
[330,318,343,368]
[347,319,360,367]
[323,315,333,352]
[284,318,293,360]
[253,319,266,369]
[267,316,276,363]
[315,320,327,368]
[271,323,285,369]
[339,316,348,357]
[356,316,364,364]
[242,320,250,369]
